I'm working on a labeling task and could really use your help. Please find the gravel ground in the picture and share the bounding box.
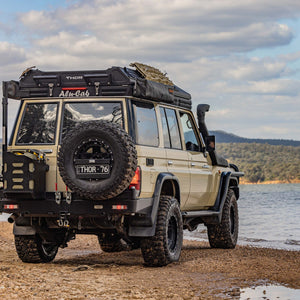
[0,222,299,299]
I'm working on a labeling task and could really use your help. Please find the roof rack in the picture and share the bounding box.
[3,63,192,109]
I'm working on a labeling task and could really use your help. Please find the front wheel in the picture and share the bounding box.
[98,233,124,253]
[207,189,239,249]
[15,234,59,263]
[141,196,183,267]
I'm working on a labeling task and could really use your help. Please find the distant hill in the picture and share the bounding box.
[217,143,300,183]
[211,130,300,147]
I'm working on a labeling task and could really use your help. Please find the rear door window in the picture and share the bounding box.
[160,107,171,148]
[165,108,182,149]
[62,102,123,140]
[17,103,58,145]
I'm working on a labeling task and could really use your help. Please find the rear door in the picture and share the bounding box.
[131,100,167,199]
[159,107,190,204]
[11,100,61,192]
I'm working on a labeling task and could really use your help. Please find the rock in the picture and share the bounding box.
[72,265,91,272]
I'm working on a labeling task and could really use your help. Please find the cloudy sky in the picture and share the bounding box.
[0,0,300,139]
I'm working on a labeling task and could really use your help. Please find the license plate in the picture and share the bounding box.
[76,164,110,175]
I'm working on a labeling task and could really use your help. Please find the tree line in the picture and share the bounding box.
[217,143,300,183]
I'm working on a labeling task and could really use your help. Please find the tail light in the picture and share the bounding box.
[4,204,19,210]
[129,167,141,193]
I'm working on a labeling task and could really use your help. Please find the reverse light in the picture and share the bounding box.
[129,167,141,192]
[4,204,19,210]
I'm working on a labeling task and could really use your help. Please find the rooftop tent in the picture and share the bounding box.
[4,63,192,110]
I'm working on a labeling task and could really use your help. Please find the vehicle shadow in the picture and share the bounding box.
[53,242,213,267]
[54,248,144,267]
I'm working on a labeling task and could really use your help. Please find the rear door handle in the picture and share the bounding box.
[168,161,173,166]
[191,163,196,167]
[202,165,210,169]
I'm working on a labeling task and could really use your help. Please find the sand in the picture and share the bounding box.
[0,222,299,299]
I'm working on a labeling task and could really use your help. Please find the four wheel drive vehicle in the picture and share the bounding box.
[0,63,243,266]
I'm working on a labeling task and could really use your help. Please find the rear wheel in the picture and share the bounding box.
[207,189,239,249]
[141,196,183,266]
[15,234,59,263]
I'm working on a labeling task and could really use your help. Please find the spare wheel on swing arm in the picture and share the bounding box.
[58,121,137,200]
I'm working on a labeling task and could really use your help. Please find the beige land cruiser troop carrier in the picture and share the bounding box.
[0,63,243,266]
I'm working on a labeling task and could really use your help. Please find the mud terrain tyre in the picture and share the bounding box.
[98,234,124,252]
[207,189,238,248]
[58,121,137,200]
[15,234,59,263]
[141,196,183,267]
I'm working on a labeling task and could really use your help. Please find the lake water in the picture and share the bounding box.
[1,183,299,251]
[185,183,300,251]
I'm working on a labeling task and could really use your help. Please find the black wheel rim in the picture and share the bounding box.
[230,205,235,235]
[74,139,113,161]
[41,242,58,257]
[168,216,178,251]
[73,139,114,180]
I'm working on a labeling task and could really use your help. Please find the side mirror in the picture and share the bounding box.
[205,135,215,152]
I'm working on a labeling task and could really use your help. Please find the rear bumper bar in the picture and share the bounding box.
[0,197,153,217]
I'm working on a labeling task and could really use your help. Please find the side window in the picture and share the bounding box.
[160,107,171,148]
[179,112,201,152]
[133,101,159,147]
[165,108,182,150]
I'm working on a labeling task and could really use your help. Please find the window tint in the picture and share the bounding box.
[179,112,201,151]
[133,101,159,147]
[62,102,122,139]
[17,103,58,144]
[160,107,171,148]
[165,108,181,149]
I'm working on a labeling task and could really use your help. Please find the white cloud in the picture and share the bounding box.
[18,10,59,33]
[227,60,286,81]
[0,42,26,66]
[17,0,297,59]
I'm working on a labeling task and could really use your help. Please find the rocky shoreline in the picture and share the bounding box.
[240,178,300,185]
[0,222,299,299]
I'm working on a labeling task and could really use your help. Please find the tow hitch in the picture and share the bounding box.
[57,213,70,228]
